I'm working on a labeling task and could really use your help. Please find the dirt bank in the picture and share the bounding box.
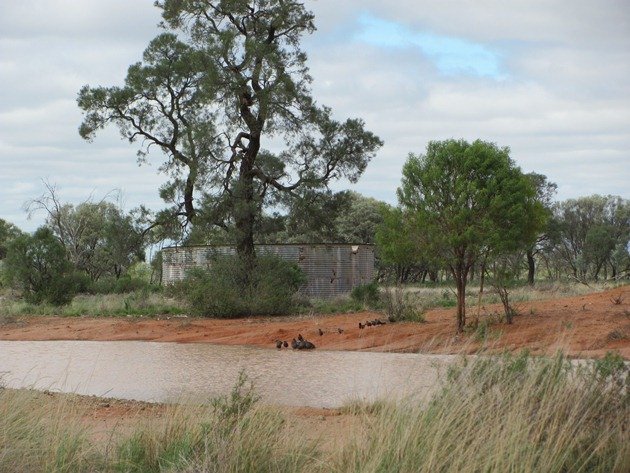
[3,389,357,453]
[1,285,629,358]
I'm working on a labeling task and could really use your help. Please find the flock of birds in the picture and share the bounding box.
[274,318,388,350]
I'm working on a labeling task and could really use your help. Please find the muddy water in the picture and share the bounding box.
[0,341,455,408]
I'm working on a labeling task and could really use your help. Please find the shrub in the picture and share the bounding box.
[350,281,381,307]
[113,275,152,294]
[383,286,425,322]
[4,227,79,305]
[180,254,306,317]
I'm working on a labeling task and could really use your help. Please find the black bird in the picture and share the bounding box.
[303,340,316,349]
[275,340,283,349]
[318,328,324,336]
[283,341,288,348]
[297,333,304,342]
[359,322,364,329]
[291,338,298,349]
[337,328,344,334]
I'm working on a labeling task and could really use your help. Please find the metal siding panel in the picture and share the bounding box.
[161,244,374,298]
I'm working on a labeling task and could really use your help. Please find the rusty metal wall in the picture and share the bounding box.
[161,244,375,298]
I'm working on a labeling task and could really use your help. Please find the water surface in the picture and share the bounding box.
[0,341,455,408]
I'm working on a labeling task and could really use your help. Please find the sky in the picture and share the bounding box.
[1,0,629,232]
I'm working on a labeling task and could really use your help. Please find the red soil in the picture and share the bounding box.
[1,285,629,359]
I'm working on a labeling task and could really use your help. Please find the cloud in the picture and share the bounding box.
[355,13,504,78]
[0,0,628,233]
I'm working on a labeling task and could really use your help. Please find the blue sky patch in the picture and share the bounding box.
[356,13,504,79]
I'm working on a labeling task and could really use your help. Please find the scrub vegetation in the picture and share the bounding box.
[1,352,628,472]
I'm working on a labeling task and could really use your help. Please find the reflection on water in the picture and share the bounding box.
[0,341,456,408]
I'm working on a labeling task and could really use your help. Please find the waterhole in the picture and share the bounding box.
[0,341,456,407]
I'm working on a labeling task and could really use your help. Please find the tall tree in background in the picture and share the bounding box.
[78,0,382,270]
[375,207,427,283]
[525,172,557,284]
[548,195,630,280]
[398,139,545,332]
[27,184,145,281]
[0,219,24,260]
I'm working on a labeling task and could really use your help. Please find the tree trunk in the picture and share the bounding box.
[474,261,486,325]
[526,248,535,285]
[453,263,468,333]
[235,147,258,275]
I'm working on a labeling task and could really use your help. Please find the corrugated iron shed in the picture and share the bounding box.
[161,244,374,299]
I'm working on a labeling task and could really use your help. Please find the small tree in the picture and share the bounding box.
[0,219,24,261]
[524,172,557,284]
[27,183,145,281]
[4,227,78,305]
[398,139,545,332]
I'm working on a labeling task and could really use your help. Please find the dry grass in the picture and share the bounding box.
[1,352,628,472]
[0,290,185,318]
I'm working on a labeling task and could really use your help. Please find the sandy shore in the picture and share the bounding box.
[1,285,628,358]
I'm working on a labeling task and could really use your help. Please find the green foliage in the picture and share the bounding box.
[397,139,546,331]
[350,281,381,307]
[4,227,80,305]
[375,206,428,283]
[210,371,260,428]
[333,192,389,244]
[78,1,382,260]
[593,351,629,389]
[382,286,426,322]
[547,195,630,280]
[0,291,185,318]
[0,218,24,260]
[179,254,306,317]
[28,186,145,282]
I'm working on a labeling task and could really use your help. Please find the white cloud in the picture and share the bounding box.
[0,0,628,233]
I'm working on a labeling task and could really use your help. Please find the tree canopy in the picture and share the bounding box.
[0,218,24,260]
[546,195,630,280]
[78,0,382,266]
[4,227,76,305]
[397,139,545,331]
[26,185,145,281]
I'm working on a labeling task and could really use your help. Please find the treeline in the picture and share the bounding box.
[183,186,630,287]
[0,187,148,305]
[377,192,630,285]
[1,181,628,307]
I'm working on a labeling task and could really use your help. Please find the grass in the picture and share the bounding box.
[1,352,628,472]
[0,290,186,318]
[0,279,626,320]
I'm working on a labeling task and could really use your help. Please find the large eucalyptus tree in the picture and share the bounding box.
[78,0,382,268]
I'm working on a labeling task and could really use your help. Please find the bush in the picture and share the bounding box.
[383,286,425,322]
[113,275,151,294]
[350,281,381,307]
[180,254,306,317]
[4,227,79,305]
